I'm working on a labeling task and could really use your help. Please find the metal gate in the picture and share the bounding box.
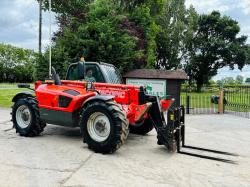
[224,86,250,119]
[181,86,219,114]
[181,85,250,118]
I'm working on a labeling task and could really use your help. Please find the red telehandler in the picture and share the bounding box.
[11,61,185,154]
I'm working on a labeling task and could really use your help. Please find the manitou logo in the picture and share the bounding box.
[99,89,126,98]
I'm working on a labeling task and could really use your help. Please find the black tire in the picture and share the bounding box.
[12,97,46,137]
[80,100,129,154]
[129,118,154,135]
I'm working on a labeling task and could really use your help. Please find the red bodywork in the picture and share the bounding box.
[35,80,174,125]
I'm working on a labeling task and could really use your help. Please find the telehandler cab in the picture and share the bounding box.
[11,60,185,154]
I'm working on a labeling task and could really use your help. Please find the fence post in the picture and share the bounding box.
[218,90,224,114]
[186,95,190,114]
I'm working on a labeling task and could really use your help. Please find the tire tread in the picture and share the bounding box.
[80,100,129,153]
[12,97,46,137]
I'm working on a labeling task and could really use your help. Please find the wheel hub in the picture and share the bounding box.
[87,112,111,142]
[95,121,107,133]
[21,112,29,121]
[16,105,31,128]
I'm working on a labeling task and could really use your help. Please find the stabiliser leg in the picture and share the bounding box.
[180,106,185,147]
[173,106,185,153]
[176,127,181,153]
[149,98,186,152]
[181,124,185,147]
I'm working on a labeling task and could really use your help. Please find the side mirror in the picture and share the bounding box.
[77,62,85,80]
[17,83,34,91]
[18,83,30,89]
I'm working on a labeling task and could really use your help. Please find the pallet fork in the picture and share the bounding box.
[147,100,238,163]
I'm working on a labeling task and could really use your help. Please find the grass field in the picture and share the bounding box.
[180,92,217,108]
[0,83,28,108]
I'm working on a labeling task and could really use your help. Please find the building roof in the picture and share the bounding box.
[123,69,188,80]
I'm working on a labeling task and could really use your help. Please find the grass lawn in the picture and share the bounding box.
[0,83,18,87]
[0,88,28,108]
[0,83,30,108]
[180,92,218,109]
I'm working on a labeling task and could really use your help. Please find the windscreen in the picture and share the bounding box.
[85,64,105,83]
[100,64,123,84]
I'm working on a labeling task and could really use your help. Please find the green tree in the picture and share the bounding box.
[40,0,92,17]
[224,77,236,85]
[39,0,93,42]
[37,0,143,79]
[155,0,187,69]
[217,77,236,86]
[182,6,199,85]
[186,11,249,91]
[37,0,162,78]
[208,79,216,85]
[236,75,244,84]
[0,44,37,82]
[245,78,250,84]
[117,0,165,16]
[128,5,160,68]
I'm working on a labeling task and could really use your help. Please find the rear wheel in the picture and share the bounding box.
[80,100,129,153]
[129,118,154,135]
[12,97,46,137]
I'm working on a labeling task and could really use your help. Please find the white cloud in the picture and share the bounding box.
[15,0,34,7]
[238,0,250,15]
[185,0,230,13]
[10,39,38,51]
[239,25,250,43]
[241,25,250,34]
[213,66,250,80]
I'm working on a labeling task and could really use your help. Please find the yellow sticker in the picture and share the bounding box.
[170,114,174,121]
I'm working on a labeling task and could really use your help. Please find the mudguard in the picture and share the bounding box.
[12,92,34,102]
[82,95,114,107]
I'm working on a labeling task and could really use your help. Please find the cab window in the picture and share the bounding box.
[66,64,79,80]
[100,64,123,84]
[66,63,105,82]
[85,64,105,83]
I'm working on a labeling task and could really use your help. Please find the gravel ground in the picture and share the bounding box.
[0,107,250,187]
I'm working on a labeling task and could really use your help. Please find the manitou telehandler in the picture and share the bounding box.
[11,60,185,154]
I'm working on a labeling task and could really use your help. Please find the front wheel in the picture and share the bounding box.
[129,118,154,135]
[12,97,46,137]
[80,100,129,154]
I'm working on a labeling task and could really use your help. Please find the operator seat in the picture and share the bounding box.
[51,67,62,85]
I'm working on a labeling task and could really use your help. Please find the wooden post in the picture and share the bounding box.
[218,90,224,114]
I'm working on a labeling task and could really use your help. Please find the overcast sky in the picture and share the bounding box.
[0,0,249,80]
[0,0,57,51]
